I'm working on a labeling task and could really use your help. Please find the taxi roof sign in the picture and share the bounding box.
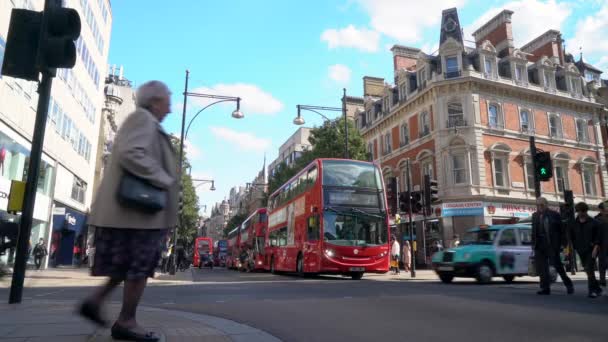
[479,224,489,229]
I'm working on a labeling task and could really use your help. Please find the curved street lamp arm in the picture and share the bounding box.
[299,105,342,112]
[301,107,332,122]
[185,99,236,139]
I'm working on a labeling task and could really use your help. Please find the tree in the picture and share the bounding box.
[169,135,200,245]
[267,117,368,194]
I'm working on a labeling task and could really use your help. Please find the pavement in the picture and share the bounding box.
[0,268,281,342]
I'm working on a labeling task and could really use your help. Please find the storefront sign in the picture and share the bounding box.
[485,202,536,218]
[442,202,484,217]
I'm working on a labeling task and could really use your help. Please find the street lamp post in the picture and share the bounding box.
[293,88,349,159]
[171,70,243,274]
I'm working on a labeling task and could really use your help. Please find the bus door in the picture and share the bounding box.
[304,213,321,272]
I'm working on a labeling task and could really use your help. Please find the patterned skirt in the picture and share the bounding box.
[91,227,168,280]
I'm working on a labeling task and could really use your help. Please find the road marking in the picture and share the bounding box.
[343,296,353,299]
[162,302,175,305]
[216,300,226,303]
[34,289,66,297]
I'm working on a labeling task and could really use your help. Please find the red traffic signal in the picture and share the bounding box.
[1,9,42,81]
[37,5,81,70]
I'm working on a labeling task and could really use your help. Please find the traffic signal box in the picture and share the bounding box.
[534,151,553,182]
[386,177,398,216]
[423,175,439,215]
[1,1,81,80]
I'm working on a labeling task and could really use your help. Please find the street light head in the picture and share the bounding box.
[210,181,216,191]
[293,116,305,125]
[231,109,244,119]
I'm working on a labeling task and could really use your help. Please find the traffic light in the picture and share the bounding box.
[386,177,398,216]
[534,151,553,182]
[1,9,42,81]
[399,192,410,213]
[37,2,81,70]
[0,1,80,81]
[411,191,422,214]
[423,175,439,215]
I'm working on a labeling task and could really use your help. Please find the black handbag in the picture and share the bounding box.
[117,170,167,213]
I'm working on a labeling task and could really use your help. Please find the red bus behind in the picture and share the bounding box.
[193,237,213,268]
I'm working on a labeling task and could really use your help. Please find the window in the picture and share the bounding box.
[519,109,532,133]
[570,77,580,94]
[554,165,568,193]
[525,162,534,191]
[420,112,430,136]
[421,160,433,178]
[493,157,507,187]
[384,133,392,155]
[0,37,5,79]
[488,103,502,129]
[446,56,459,78]
[71,177,87,203]
[452,154,466,184]
[447,102,464,128]
[576,119,589,143]
[543,71,551,88]
[499,229,517,246]
[515,64,525,82]
[548,114,562,139]
[519,229,532,246]
[400,124,409,146]
[583,167,596,196]
[399,83,407,101]
[307,215,320,241]
[367,143,373,161]
[418,67,427,86]
[484,56,493,77]
[383,97,389,113]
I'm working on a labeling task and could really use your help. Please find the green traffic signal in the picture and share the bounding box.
[540,167,547,175]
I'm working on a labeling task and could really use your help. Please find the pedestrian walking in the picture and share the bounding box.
[571,202,602,298]
[32,238,47,270]
[531,197,573,295]
[596,201,608,287]
[402,240,411,272]
[78,81,178,342]
[451,235,461,248]
[391,236,400,274]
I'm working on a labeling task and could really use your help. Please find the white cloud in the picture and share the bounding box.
[569,4,608,56]
[320,25,380,52]
[328,64,352,84]
[465,0,572,47]
[209,126,271,152]
[190,83,283,116]
[356,0,467,43]
[596,56,608,74]
[184,139,202,160]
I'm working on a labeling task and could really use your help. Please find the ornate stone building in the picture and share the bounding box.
[356,8,606,263]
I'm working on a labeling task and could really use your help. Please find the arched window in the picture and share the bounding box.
[449,138,467,185]
[488,143,512,188]
[579,157,597,196]
[400,123,409,146]
[519,108,533,134]
[420,111,430,137]
[553,153,570,193]
[447,102,464,128]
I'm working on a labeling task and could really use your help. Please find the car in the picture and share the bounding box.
[432,224,556,284]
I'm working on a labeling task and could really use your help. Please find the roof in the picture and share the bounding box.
[467,224,531,232]
[576,60,603,74]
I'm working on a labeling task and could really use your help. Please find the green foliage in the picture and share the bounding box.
[267,117,368,194]
[169,135,200,244]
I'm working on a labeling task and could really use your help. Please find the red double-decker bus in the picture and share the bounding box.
[265,158,390,280]
[225,227,240,269]
[193,237,213,268]
[238,208,268,271]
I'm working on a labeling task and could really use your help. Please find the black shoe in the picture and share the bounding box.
[537,290,550,295]
[111,323,159,341]
[588,292,599,299]
[599,281,607,287]
[567,287,574,295]
[78,301,108,328]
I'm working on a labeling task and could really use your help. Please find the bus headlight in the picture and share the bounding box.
[325,249,334,257]
[257,261,263,265]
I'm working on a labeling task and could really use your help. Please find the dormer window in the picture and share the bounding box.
[542,70,555,90]
[399,82,407,101]
[418,67,427,87]
[383,96,389,114]
[484,56,494,78]
[445,55,460,78]
[570,77,581,95]
[515,64,526,82]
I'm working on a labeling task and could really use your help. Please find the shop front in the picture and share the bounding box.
[50,204,87,266]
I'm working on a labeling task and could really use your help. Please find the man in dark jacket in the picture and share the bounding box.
[596,201,608,287]
[572,202,602,298]
[531,197,573,295]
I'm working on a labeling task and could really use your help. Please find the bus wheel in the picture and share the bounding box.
[296,254,304,276]
[351,272,364,280]
[503,275,515,283]
[270,257,277,274]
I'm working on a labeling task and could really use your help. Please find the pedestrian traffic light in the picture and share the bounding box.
[423,175,439,215]
[386,177,398,216]
[37,2,81,71]
[1,9,42,81]
[411,191,422,214]
[534,151,552,182]
[399,192,410,213]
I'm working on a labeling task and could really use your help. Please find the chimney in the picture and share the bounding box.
[119,66,124,80]
[472,9,514,58]
[391,45,420,73]
[363,76,385,98]
[521,30,564,64]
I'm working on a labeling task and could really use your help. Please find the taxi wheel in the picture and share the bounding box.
[351,272,364,280]
[296,254,304,277]
[476,262,494,284]
[503,275,515,283]
[439,273,454,283]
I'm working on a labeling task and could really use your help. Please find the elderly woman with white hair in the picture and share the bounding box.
[78,81,178,341]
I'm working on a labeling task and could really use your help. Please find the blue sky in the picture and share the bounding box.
[107,0,608,215]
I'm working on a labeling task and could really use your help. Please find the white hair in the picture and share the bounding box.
[135,80,171,109]
[536,197,548,205]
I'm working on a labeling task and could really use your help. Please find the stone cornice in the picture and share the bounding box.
[472,9,514,41]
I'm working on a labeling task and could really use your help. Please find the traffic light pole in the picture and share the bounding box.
[406,159,416,278]
[529,136,541,198]
[9,71,53,304]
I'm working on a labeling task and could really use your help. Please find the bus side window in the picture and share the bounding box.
[307,215,319,241]
[279,227,288,246]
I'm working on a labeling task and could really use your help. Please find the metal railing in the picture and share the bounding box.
[447,117,467,128]
[444,70,462,79]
